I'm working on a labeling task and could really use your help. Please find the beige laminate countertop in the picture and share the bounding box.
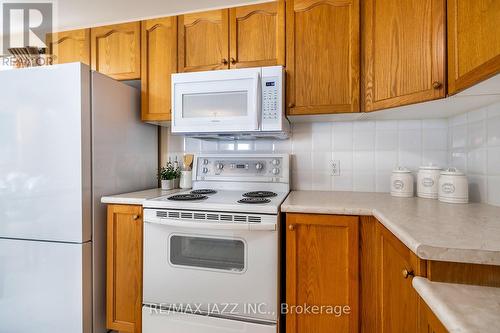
[281,191,500,265]
[101,188,180,205]
[413,277,500,333]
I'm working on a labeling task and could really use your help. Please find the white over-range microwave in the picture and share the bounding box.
[171,66,289,139]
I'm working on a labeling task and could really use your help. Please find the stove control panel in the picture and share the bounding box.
[194,154,289,183]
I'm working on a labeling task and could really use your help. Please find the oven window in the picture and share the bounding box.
[182,91,248,118]
[170,235,245,272]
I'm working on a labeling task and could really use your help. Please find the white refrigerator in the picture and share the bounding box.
[0,63,158,332]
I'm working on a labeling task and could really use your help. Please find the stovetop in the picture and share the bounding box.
[145,154,290,214]
[144,189,288,214]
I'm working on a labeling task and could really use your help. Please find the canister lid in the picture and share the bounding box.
[440,167,465,176]
[392,166,412,173]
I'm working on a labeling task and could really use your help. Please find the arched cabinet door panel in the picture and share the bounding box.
[141,17,177,122]
[178,9,230,72]
[91,22,141,80]
[46,28,90,65]
[229,0,285,69]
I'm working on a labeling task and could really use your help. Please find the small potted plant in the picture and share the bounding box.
[159,161,180,190]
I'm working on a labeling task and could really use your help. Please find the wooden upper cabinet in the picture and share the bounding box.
[286,213,359,333]
[178,9,229,72]
[106,204,143,333]
[91,22,141,80]
[46,29,90,65]
[286,0,360,115]
[229,1,285,68]
[363,0,446,111]
[448,0,500,94]
[376,223,426,333]
[141,17,177,122]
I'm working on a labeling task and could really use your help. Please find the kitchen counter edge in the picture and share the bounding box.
[281,191,500,266]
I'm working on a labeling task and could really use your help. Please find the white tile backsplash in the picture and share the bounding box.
[168,119,449,193]
[447,102,500,206]
[164,102,500,206]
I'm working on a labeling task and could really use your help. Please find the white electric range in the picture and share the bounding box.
[142,154,290,333]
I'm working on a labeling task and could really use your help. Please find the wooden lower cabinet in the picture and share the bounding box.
[106,204,143,333]
[376,223,427,333]
[419,298,448,333]
[361,216,427,333]
[286,213,359,333]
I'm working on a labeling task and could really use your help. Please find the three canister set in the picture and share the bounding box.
[391,166,468,204]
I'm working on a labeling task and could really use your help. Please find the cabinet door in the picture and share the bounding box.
[363,0,445,111]
[91,22,141,80]
[141,17,177,122]
[229,1,285,68]
[419,298,448,333]
[448,0,500,94]
[106,204,143,333]
[376,223,426,333]
[286,0,359,115]
[178,9,229,72]
[286,214,359,333]
[46,29,90,65]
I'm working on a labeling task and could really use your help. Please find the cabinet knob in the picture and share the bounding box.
[132,215,140,220]
[230,57,236,65]
[288,224,295,231]
[222,58,228,65]
[432,81,442,89]
[288,103,295,108]
[402,269,414,279]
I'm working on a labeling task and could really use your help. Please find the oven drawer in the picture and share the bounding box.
[143,220,278,321]
[142,306,277,333]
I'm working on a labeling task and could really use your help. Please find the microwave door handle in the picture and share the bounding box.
[254,72,261,130]
[147,218,276,231]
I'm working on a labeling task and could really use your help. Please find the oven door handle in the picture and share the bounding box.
[146,218,276,231]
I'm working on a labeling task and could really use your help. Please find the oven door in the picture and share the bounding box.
[143,218,278,322]
[143,306,277,333]
[171,69,261,133]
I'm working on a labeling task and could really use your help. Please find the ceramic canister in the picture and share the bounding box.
[438,168,468,204]
[179,170,193,189]
[391,167,414,198]
[417,165,442,199]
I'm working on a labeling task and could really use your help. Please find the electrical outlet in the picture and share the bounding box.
[331,160,340,176]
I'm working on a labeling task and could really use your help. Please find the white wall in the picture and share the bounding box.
[448,102,500,206]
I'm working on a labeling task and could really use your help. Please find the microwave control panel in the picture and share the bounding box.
[261,66,284,131]
[262,79,279,121]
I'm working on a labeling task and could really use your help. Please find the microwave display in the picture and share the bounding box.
[266,82,275,86]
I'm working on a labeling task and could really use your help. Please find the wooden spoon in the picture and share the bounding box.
[183,154,194,170]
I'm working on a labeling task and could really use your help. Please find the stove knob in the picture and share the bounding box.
[203,159,209,165]
[272,167,280,175]
[255,162,264,170]
[202,167,209,173]
[272,159,280,166]
[216,163,224,170]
